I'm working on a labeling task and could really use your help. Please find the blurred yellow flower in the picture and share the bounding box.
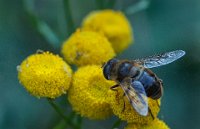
[108,88,160,124]
[61,30,115,66]
[82,9,133,53]
[125,118,170,129]
[68,65,115,119]
[18,51,72,98]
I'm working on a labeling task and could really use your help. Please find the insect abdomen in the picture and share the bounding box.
[138,71,162,99]
[146,82,162,99]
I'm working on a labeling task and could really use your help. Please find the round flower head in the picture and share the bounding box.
[17,51,72,98]
[82,9,133,53]
[108,88,161,124]
[61,30,115,66]
[68,65,115,119]
[125,118,170,129]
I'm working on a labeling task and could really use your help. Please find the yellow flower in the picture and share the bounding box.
[61,30,115,66]
[125,118,170,129]
[108,88,160,124]
[17,51,72,98]
[68,65,115,119]
[82,9,133,53]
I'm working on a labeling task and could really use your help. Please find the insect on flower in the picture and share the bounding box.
[102,50,185,116]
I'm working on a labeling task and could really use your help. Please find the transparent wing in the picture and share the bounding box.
[120,80,148,116]
[135,50,185,68]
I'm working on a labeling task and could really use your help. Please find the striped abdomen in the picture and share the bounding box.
[138,71,162,99]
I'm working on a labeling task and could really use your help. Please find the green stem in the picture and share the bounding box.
[53,120,67,129]
[63,0,75,37]
[111,119,122,129]
[76,115,82,129]
[47,98,76,129]
[124,0,151,15]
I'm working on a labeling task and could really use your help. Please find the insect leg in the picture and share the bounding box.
[110,84,120,91]
[110,84,121,104]
[156,100,160,108]
[122,93,126,112]
[148,107,154,120]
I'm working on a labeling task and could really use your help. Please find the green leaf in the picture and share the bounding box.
[63,0,75,37]
[23,0,60,48]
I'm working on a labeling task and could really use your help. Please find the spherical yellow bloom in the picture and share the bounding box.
[82,9,133,53]
[125,118,170,129]
[61,30,115,66]
[68,65,115,119]
[108,88,160,124]
[18,51,72,98]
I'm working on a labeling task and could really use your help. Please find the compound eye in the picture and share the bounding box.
[103,64,110,80]
[108,58,118,65]
[103,58,118,80]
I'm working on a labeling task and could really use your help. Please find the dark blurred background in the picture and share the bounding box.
[0,0,199,129]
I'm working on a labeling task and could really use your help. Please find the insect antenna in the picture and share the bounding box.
[148,107,155,120]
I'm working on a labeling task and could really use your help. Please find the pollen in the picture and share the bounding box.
[61,30,115,66]
[17,51,72,98]
[68,65,115,119]
[108,88,161,124]
[82,9,133,53]
[125,118,170,129]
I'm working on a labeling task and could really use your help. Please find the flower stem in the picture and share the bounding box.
[53,120,66,129]
[76,115,82,129]
[47,98,76,129]
[63,0,75,37]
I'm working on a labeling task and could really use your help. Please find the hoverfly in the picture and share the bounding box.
[102,50,185,116]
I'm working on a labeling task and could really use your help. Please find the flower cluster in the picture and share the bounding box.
[68,65,115,119]
[82,10,133,53]
[17,9,169,129]
[62,29,115,66]
[18,51,72,98]
[125,118,170,129]
[108,88,161,124]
